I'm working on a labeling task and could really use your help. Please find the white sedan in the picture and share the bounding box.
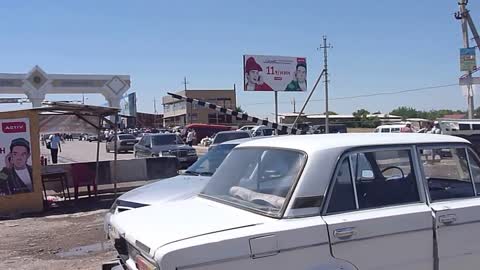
[109,133,480,270]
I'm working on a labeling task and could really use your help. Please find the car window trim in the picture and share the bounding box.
[465,148,478,195]
[348,155,360,209]
[416,142,476,204]
[322,144,423,216]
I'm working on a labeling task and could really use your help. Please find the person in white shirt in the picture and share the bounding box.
[0,138,33,195]
[48,133,62,164]
[186,129,194,146]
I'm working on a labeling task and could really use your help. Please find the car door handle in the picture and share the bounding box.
[333,227,356,239]
[439,214,457,225]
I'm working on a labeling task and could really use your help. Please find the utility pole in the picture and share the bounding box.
[319,36,333,133]
[154,97,157,114]
[183,77,189,91]
[456,0,479,118]
[292,98,296,113]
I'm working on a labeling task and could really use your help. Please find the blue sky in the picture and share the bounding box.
[0,1,477,119]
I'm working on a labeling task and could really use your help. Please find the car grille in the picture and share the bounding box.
[178,150,187,157]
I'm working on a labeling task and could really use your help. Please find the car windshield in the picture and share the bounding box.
[185,143,238,176]
[213,132,250,144]
[201,148,306,217]
[118,134,136,140]
[152,134,181,145]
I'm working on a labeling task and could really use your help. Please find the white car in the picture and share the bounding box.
[109,133,480,270]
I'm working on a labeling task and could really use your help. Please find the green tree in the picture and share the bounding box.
[352,109,370,128]
[235,106,245,113]
[389,106,419,120]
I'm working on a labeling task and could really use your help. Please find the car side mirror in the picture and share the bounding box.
[145,144,151,149]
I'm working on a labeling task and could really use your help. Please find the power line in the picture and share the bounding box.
[241,83,459,107]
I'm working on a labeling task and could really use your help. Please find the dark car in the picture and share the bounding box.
[134,134,198,168]
[106,134,138,153]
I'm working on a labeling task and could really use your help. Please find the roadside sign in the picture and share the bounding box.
[243,55,307,91]
[460,48,476,72]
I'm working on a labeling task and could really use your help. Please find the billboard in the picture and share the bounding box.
[460,48,476,72]
[243,55,307,91]
[0,118,33,196]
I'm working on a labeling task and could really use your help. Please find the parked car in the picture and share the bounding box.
[374,124,405,133]
[109,133,480,270]
[184,123,232,143]
[309,124,347,134]
[250,125,276,137]
[209,130,251,148]
[134,133,197,167]
[105,134,138,153]
[87,134,99,142]
[104,138,255,241]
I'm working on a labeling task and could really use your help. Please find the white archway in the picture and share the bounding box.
[0,66,130,108]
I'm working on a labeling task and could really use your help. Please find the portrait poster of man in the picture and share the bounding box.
[0,118,33,196]
[243,55,307,92]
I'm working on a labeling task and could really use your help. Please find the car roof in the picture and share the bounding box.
[215,130,250,135]
[236,133,469,154]
[219,137,264,145]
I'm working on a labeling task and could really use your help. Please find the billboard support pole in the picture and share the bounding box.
[292,69,326,128]
[274,92,278,124]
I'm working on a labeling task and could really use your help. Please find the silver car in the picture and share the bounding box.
[104,138,253,239]
[106,134,138,153]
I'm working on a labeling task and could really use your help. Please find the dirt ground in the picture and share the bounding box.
[0,198,117,270]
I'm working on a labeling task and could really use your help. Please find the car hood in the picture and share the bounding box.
[151,144,193,152]
[117,175,210,206]
[112,197,271,258]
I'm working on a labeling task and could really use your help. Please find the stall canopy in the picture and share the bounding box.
[32,102,121,196]
[33,102,119,134]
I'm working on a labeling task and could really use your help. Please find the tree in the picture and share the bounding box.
[326,111,338,115]
[352,109,370,128]
[235,106,245,113]
[390,106,419,120]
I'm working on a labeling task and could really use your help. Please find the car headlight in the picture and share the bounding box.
[161,150,171,156]
[187,149,196,156]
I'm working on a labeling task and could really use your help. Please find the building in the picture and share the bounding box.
[162,89,236,127]
[135,112,164,128]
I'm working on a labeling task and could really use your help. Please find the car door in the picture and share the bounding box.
[417,144,480,270]
[322,146,434,270]
[135,137,145,157]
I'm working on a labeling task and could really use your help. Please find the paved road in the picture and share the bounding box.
[40,140,207,164]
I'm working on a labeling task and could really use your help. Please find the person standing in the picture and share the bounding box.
[186,129,194,146]
[400,122,415,133]
[49,133,62,164]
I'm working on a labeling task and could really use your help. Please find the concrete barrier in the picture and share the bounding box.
[41,157,179,194]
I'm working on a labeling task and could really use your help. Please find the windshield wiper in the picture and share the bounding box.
[199,172,214,176]
[183,170,199,176]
